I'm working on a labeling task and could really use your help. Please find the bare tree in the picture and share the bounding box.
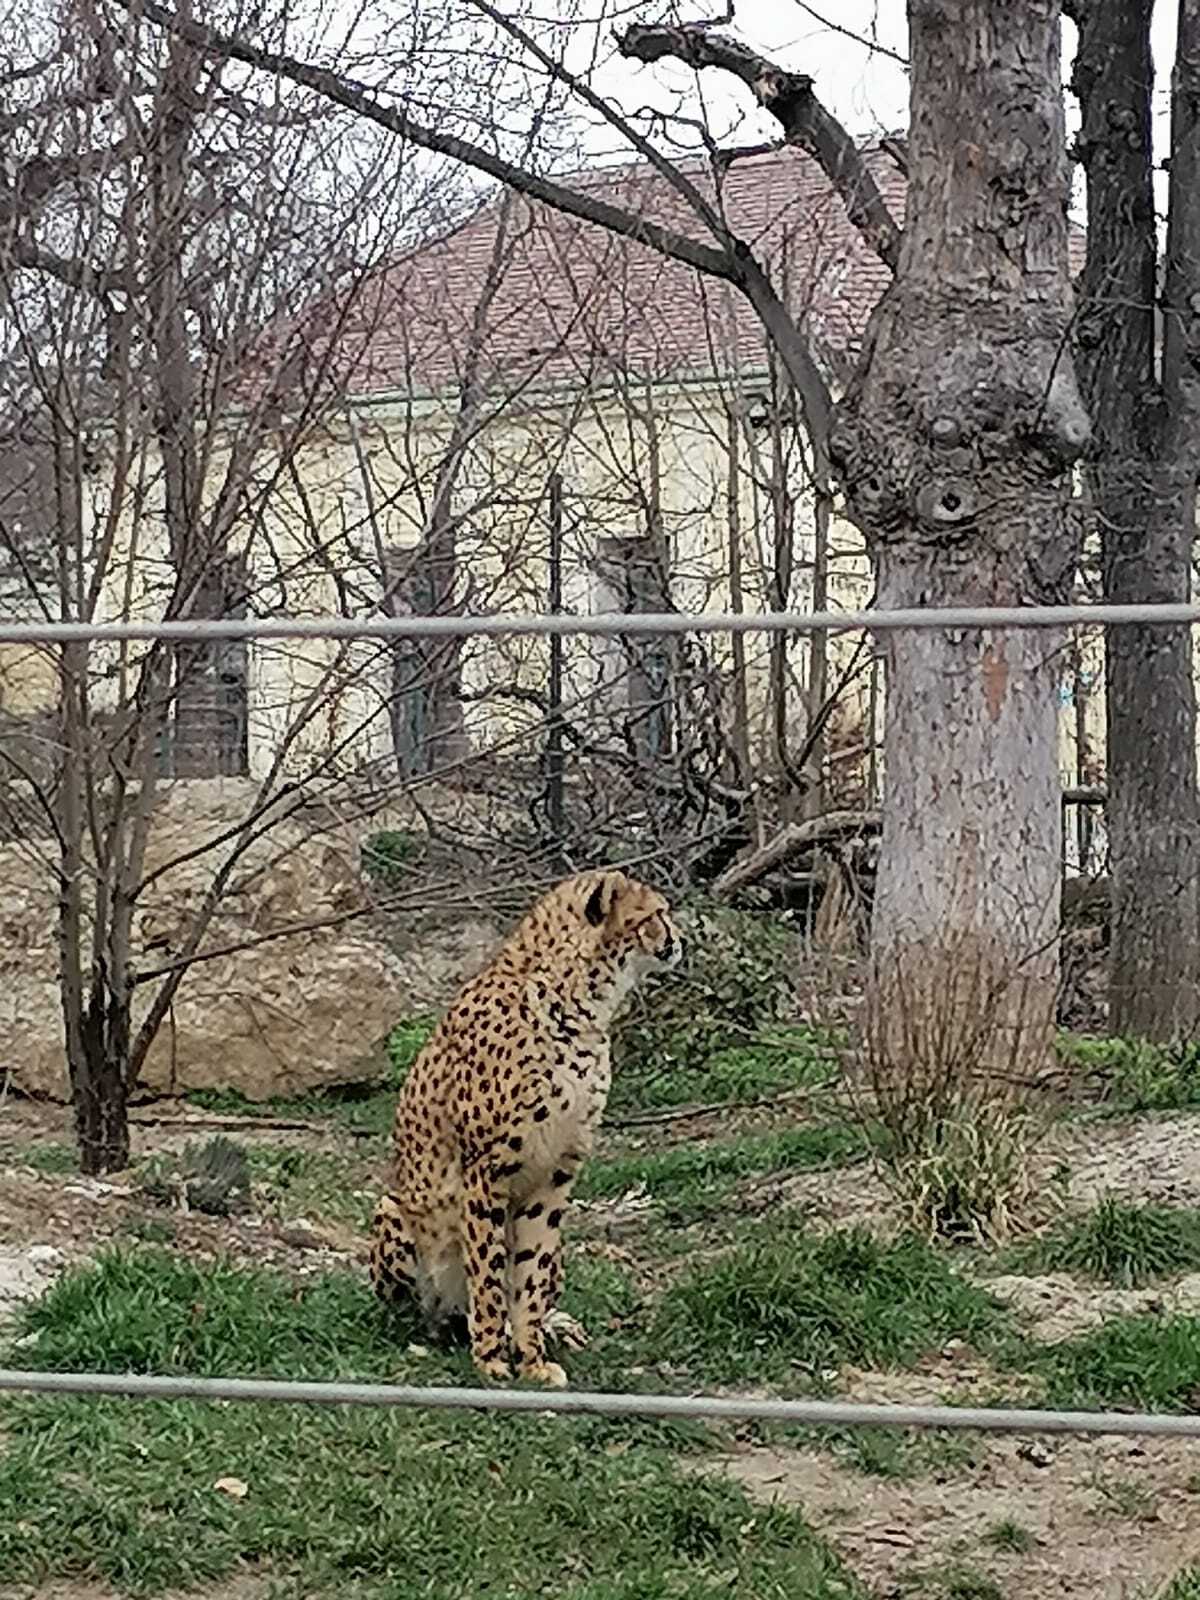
[1070,0,1200,1042]
[6,0,830,1173]
[0,0,451,1170]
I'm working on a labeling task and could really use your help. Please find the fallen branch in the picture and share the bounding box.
[714,787,1105,900]
[713,808,879,899]
[606,1078,844,1130]
[128,1111,375,1139]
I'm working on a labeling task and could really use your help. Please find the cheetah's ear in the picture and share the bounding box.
[584,871,624,927]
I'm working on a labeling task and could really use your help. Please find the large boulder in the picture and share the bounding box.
[0,779,413,1102]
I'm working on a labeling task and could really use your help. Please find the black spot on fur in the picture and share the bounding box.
[584,880,606,925]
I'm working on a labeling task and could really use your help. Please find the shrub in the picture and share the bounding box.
[614,898,797,1078]
[362,827,426,887]
[1058,1033,1200,1111]
[856,932,1047,1245]
[138,1136,251,1217]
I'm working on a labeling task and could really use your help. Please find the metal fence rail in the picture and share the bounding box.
[1,1367,1198,1439]
[0,592,1189,1443]
[4,599,1200,645]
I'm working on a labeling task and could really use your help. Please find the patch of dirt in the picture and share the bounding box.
[704,1431,1200,1598]
[747,1157,894,1232]
[0,1578,270,1600]
[839,1345,1038,1408]
[0,1160,366,1281]
[985,1269,1200,1342]
[1061,1113,1200,1208]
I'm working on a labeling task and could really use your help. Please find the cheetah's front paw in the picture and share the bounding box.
[545,1309,589,1351]
[473,1356,512,1383]
[519,1359,569,1388]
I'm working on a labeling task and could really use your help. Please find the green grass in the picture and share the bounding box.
[0,1140,77,1175]
[245,1146,376,1229]
[927,1570,1004,1600]
[578,1124,865,1217]
[655,1225,1009,1386]
[1163,1570,1200,1600]
[1010,1197,1200,1287]
[607,1033,838,1116]
[1058,1034,1200,1113]
[1028,1311,1200,1411]
[0,1249,864,1599]
[982,1518,1034,1554]
[812,1424,980,1482]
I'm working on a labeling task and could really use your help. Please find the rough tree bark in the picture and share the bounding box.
[1071,0,1200,1041]
[827,0,1089,1074]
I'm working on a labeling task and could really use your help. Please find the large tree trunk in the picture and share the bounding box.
[1072,0,1200,1041]
[828,0,1088,1076]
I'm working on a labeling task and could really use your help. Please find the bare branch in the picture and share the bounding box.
[788,1,910,68]
[462,0,730,242]
[118,0,743,285]
[617,22,902,271]
[3,238,131,295]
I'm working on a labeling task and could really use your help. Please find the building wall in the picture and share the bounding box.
[59,378,1123,831]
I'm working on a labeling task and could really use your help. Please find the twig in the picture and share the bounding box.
[607,1080,841,1129]
[127,1110,376,1138]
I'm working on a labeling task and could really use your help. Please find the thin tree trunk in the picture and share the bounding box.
[1071,0,1200,1040]
[725,406,752,793]
[73,980,132,1175]
[388,195,521,774]
[767,367,798,809]
[829,0,1088,1075]
[803,470,832,817]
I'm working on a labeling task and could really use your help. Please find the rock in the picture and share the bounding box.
[26,1244,65,1268]
[0,1246,59,1319]
[0,778,412,1102]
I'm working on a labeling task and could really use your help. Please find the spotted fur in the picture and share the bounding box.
[369,868,683,1386]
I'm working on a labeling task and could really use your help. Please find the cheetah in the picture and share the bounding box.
[369,868,683,1387]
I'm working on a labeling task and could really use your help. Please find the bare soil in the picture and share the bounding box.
[705,1429,1200,1599]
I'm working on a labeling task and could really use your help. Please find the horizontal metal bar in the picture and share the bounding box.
[2,1367,1198,1438]
[0,600,1196,646]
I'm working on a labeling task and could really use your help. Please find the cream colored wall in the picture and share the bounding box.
[312,379,876,775]
[0,641,57,714]
[71,384,1132,819]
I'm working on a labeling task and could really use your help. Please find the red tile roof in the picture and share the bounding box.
[246,141,1084,405]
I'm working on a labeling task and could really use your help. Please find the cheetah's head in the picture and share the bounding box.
[580,870,684,974]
